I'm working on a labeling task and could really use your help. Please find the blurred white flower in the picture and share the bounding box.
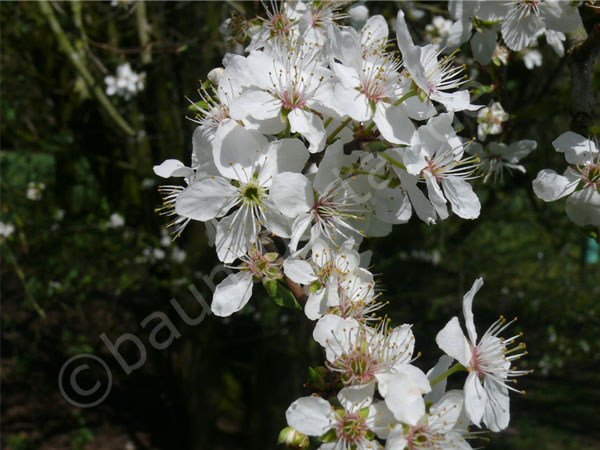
[105,63,146,99]
[172,247,186,263]
[107,213,125,228]
[26,181,45,200]
[492,44,509,66]
[522,49,542,70]
[477,102,509,141]
[0,222,15,238]
[425,15,453,44]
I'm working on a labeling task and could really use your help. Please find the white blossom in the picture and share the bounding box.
[436,278,530,431]
[533,132,600,227]
[105,63,145,100]
[477,102,508,142]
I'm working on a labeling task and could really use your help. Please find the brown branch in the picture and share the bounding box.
[566,23,600,135]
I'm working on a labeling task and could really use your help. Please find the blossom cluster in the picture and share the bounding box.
[149,1,594,447]
[105,63,146,100]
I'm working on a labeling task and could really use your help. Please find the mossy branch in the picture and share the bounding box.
[135,0,152,65]
[38,0,135,137]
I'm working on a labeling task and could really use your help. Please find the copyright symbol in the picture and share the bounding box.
[58,354,112,408]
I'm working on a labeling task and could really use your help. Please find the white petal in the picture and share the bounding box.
[545,29,565,57]
[153,159,193,178]
[540,1,582,33]
[330,61,361,91]
[313,315,358,362]
[361,15,389,49]
[215,210,257,263]
[288,109,326,153]
[385,426,407,450]
[271,172,312,218]
[396,11,428,92]
[464,371,487,426]
[304,289,327,321]
[482,378,510,432]
[552,131,597,164]
[471,28,497,65]
[463,278,484,344]
[286,396,332,437]
[431,90,481,112]
[229,89,281,121]
[314,141,352,194]
[401,144,428,176]
[501,9,541,51]
[289,214,313,252]
[262,197,293,238]
[284,258,317,285]
[330,82,371,122]
[447,17,472,49]
[175,176,238,221]
[377,365,430,426]
[367,401,395,439]
[211,272,253,317]
[443,176,481,220]
[435,317,471,367]
[428,391,464,433]
[338,382,375,413]
[374,102,416,146]
[328,24,362,69]
[506,140,537,162]
[192,127,218,175]
[425,355,454,404]
[212,119,268,180]
[394,167,437,224]
[425,172,449,220]
[257,139,310,186]
[532,169,577,202]
[566,188,600,227]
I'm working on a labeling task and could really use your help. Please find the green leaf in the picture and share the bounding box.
[264,280,302,310]
[319,428,337,443]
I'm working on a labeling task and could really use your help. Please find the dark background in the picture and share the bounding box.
[1,1,599,449]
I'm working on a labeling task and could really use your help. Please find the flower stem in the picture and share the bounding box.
[393,90,418,106]
[326,117,352,144]
[379,152,407,171]
[430,363,466,387]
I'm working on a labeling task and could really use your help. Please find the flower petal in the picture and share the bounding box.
[483,378,510,432]
[211,271,253,317]
[436,317,471,367]
[464,371,487,426]
[463,278,484,344]
[286,396,333,437]
[271,172,312,218]
[153,159,193,178]
[532,169,577,202]
[175,176,238,221]
[212,119,269,180]
[284,258,317,285]
[374,103,415,145]
[257,139,310,186]
[288,109,327,154]
[442,176,481,220]
[565,188,600,227]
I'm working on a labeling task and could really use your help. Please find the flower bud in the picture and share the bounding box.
[278,427,309,448]
[207,67,224,87]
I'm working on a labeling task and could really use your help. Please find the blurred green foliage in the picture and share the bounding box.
[1,1,599,449]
